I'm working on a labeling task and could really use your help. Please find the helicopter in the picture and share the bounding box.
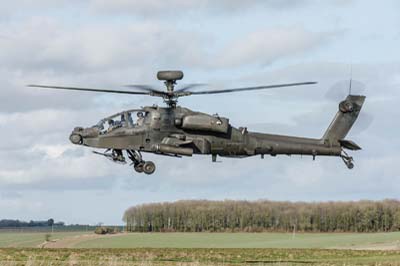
[29,70,365,175]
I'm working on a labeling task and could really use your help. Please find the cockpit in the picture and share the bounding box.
[95,109,148,134]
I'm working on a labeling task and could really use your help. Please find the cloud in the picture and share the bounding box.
[210,28,331,68]
[0,17,205,111]
[0,0,399,224]
[0,198,45,214]
[1,62,398,191]
[0,108,128,190]
[0,145,124,190]
[0,18,200,73]
[1,18,328,72]
[0,15,333,115]
[90,0,310,17]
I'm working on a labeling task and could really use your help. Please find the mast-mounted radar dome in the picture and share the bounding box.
[157,71,184,81]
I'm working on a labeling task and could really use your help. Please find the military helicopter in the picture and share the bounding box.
[29,71,365,175]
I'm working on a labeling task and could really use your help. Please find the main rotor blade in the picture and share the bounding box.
[174,83,208,92]
[124,84,164,93]
[188,82,317,95]
[28,85,151,95]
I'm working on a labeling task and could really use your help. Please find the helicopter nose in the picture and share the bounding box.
[70,127,84,145]
[70,133,82,144]
[70,127,100,145]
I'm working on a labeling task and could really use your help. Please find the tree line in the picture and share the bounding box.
[0,219,64,228]
[123,199,400,233]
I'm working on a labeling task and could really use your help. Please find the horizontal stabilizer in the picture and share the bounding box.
[339,139,362,150]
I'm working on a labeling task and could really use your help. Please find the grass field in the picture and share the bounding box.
[1,231,400,265]
[1,231,400,249]
[0,231,87,248]
[75,231,400,249]
[1,248,400,265]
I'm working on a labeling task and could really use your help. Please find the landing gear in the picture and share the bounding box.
[143,161,156,175]
[127,150,156,175]
[341,150,354,169]
[93,149,126,164]
[134,163,144,173]
[93,149,156,174]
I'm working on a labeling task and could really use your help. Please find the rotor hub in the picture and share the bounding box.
[156,71,185,107]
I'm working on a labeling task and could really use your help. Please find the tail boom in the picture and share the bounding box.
[246,94,365,169]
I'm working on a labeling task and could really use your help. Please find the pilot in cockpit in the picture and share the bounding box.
[136,112,144,127]
[107,119,115,133]
[120,114,126,127]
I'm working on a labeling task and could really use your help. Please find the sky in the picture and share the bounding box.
[0,0,399,225]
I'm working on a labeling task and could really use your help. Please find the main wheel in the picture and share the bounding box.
[143,161,156,175]
[134,163,144,173]
[347,162,354,169]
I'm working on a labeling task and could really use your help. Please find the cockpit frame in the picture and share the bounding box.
[95,109,147,135]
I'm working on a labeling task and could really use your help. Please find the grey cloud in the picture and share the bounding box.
[1,61,397,192]
[90,0,311,17]
[0,108,125,190]
[0,18,201,73]
[0,0,399,225]
[0,147,123,190]
[208,28,331,68]
[0,16,334,114]
[0,191,22,199]
[235,62,400,102]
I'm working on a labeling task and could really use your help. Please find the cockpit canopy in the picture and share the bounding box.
[95,109,148,134]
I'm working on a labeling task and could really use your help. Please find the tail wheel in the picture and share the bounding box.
[347,162,354,169]
[143,161,156,175]
[341,150,355,170]
[134,163,144,173]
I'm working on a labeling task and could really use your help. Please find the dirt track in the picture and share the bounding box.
[40,233,122,248]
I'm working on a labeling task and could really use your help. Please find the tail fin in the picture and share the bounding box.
[322,95,366,144]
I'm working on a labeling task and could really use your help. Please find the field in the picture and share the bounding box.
[1,248,400,265]
[0,231,88,248]
[1,231,400,265]
[74,232,400,249]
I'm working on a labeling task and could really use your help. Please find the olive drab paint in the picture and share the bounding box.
[30,71,365,174]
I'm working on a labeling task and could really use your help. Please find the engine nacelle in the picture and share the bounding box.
[181,114,229,134]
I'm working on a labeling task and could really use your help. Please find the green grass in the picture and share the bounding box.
[1,231,400,249]
[1,232,400,265]
[75,232,400,249]
[0,231,90,248]
[1,248,400,265]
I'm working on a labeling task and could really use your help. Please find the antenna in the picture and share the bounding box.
[349,65,353,95]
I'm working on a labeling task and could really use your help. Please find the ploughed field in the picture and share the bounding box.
[1,231,400,265]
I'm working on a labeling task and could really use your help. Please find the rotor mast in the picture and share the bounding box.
[157,71,184,107]
[165,80,175,93]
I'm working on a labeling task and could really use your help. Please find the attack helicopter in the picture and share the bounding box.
[29,71,365,175]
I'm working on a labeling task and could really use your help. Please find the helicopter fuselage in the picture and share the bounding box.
[31,70,365,175]
[70,94,365,174]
